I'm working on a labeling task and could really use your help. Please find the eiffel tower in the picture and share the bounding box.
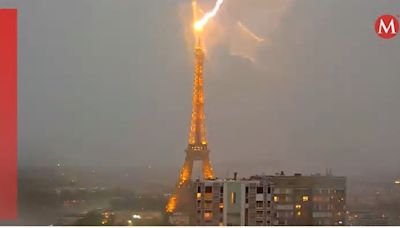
[165,40,214,213]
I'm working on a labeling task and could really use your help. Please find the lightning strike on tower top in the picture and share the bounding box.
[193,0,225,33]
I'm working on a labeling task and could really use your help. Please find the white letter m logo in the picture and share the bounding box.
[379,18,396,34]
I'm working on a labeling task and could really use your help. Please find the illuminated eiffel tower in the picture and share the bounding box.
[165,40,214,213]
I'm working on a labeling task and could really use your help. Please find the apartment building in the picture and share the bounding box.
[193,172,346,226]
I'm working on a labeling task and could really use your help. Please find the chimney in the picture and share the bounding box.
[233,172,238,180]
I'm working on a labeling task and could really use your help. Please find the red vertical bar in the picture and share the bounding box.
[0,9,17,220]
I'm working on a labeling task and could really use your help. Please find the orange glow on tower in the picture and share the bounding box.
[165,41,214,213]
[166,0,223,213]
[188,43,207,146]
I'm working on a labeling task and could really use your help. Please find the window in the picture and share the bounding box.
[257,187,264,194]
[205,186,212,193]
[198,186,201,193]
[230,192,237,204]
[204,211,213,221]
[256,201,263,208]
[267,187,271,194]
[246,186,248,193]
[302,196,309,202]
[220,186,224,194]
[267,201,271,207]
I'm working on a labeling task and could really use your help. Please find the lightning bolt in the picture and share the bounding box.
[194,0,224,31]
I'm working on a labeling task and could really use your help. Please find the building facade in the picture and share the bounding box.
[193,173,346,226]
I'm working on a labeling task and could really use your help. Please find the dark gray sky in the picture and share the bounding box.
[1,0,399,177]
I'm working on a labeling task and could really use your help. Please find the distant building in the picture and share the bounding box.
[193,172,346,226]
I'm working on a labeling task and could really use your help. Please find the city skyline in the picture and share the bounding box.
[3,0,399,178]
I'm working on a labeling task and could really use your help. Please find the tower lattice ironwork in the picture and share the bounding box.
[166,41,214,213]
